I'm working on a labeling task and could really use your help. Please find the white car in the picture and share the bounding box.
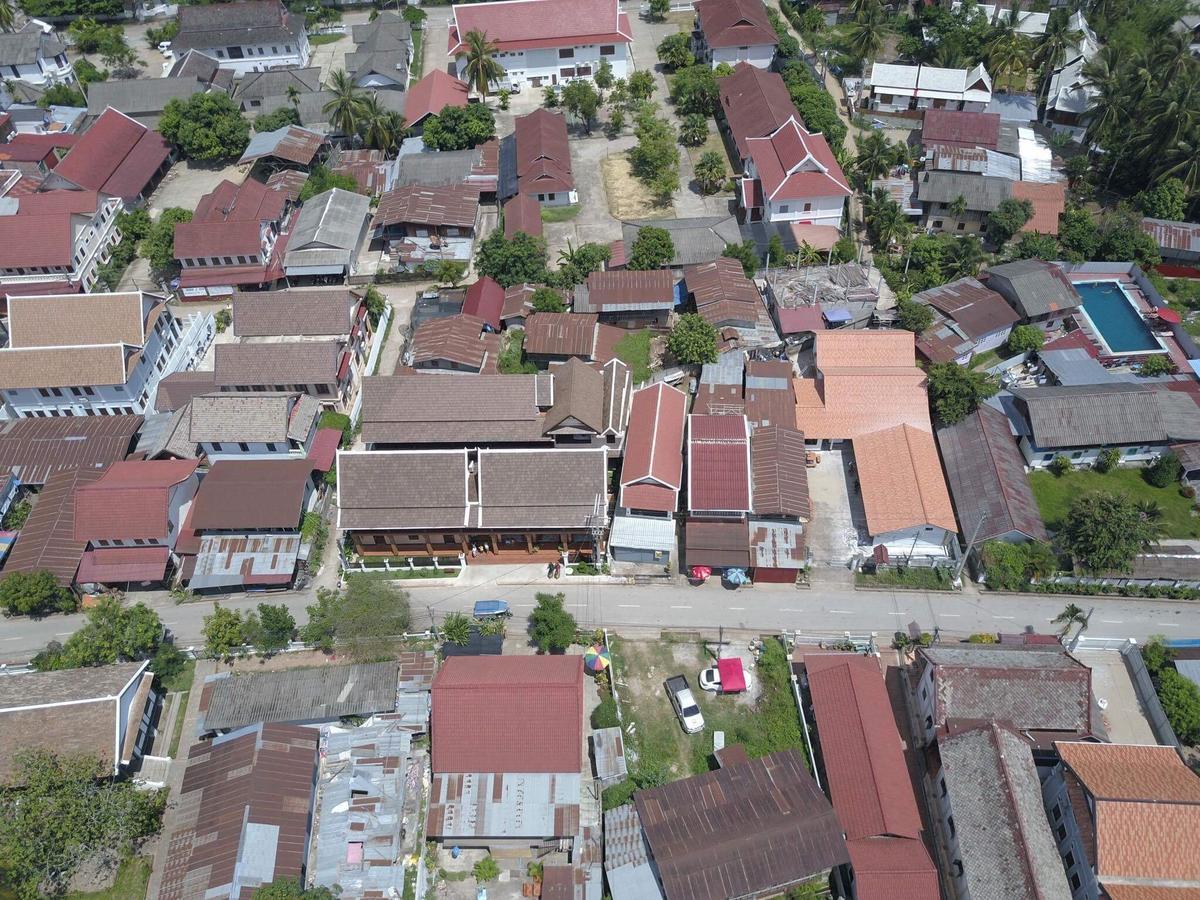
[698,666,721,692]
[665,675,705,734]
[158,41,172,53]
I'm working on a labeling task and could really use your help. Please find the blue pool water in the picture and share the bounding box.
[1075,281,1162,354]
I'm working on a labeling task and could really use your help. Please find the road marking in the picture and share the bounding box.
[2,637,21,642]
[940,613,961,618]
[728,606,745,611]
[54,631,73,636]
[779,607,804,612]
[1157,622,1182,628]
[1101,619,1123,624]
[617,604,640,608]
[670,605,692,609]
[992,615,1016,620]
[828,609,852,614]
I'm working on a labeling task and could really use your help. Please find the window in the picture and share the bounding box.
[1071,451,1084,459]
[271,46,279,54]
[559,48,574,59]
[803,202,812,212]
[50,388,62,397]
[1052,805,1062,822]
[957,222,966,231]
[939,778,947,797]
[951,861,963,877]
[932,220,943,228]
[265,442,277,452]
[406,534,422,541]
[1070,874,1081,891]
[548,193,556,201]
[947,815,956,838]
[1042,454,1054,462]
[442,534,458,543]
[1057,824,1067,841]
[238,442,249,452]
[560,67,575,78]
[925,715,933,729]
[779,204,790,214]
[133,539,145,545]
[1064,851,1075,868]
[600,45,615,55]
[211,442,223,451]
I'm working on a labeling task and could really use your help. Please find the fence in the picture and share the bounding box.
[350,302,392,424]
[1121,641,1181,748]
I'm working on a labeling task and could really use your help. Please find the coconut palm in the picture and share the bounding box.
[1052,603,1088,636]
[358,93,406,154]
[323,70,367,139]
[946,235,986,278]
[949,194,968,218]
[1152,30,1196,85]
[853,130,892,182]
[286,84,302,110]
[985,29,1030,91]
[456,29,504,97]
[846,4,888,65]
[1033,10,1084,103]
[846,0,881,21]
[0,0,15,33]
[797,241,823,267]
[871,200,911,252]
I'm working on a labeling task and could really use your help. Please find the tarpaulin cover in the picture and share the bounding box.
[717,657,746,693]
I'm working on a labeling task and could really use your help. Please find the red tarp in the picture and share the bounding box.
[717,657,746,693]
[307,427,341,472]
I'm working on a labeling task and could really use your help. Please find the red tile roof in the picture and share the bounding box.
[688,414,751,513]
[504,191,543,239]
[718,63,800,161]
[746,119,851,202]
[76,545,170,584]
[51,109,170,203]
[431,655,583,774]
[846,838,941,900]
[0,132,76,167]
[462,276,504,330]
[695,0,777,48]
[448,0,632,54]
[1011,180,1066,236]
[515,108,574,194]
[621,382,687,511]
[0,190,106,268]
[406,69,470,125]
[920,108,1001,150]
[74,459,199,542]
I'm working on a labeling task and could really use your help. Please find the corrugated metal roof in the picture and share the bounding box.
[427,770,581,838]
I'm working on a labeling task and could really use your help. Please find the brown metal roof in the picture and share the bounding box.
[154,371,217,412]
[411,314,489,369]
[634,749,849,900]
[0,415,140,485]
[515,108,573,194]
[750,425,810,520]
[213,340,342,387]
[684,518,750,568]
[524,312,598,359]
[912,277,1019,340]
[372,183,480,230]
[544,358,605,434]
[189,458,312,531]
[158,723,318,900]
[337,449,468,531]
[503,191,543,239]
[4,466,104,584]
[231,289,360,337]
[578,269,674,310]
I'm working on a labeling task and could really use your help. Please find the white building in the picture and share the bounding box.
[0,23,74,88]
[0,292,214,418]
[693,0,777,70]
[187,392,323,462]
[865,62,993,113]
[171,0,310,79]
[1043,13,1101,138]
[448,0,632,93]
[0,190,122,295]
[739,118,851,227]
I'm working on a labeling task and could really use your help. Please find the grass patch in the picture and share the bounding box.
[856,568,954,589]
[366,567,459,579]
[160,657,195,694]
[167,692,189,758]
[970,348,1001,370]
[1030,466,1200,538]
[498,329,536,374]
[308,32,343,45]
[541,203,581,223]
[601,154,674,220]
[1154,273,1200,337]
[64,856,151,900]
[613,328,653,383]
[410,28,424,80]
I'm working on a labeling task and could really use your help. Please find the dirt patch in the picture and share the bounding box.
[601,154,675,221]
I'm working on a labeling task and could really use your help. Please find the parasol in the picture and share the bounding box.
[584,645,612,672]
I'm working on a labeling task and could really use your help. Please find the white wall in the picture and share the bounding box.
[454,42,629,91]
[200,439,307,461]
[3,51,73,87]
[872,525,955,563]
[1021,441,1166,469]
[0,198,121,291]
[201,32,310,77]
[708,43,775,69]
[766,194,844,227]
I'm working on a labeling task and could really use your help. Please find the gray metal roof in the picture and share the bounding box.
[0,25,64,68]
[1012,383,1200,448]
[610,513,675,551]
[916,170,1011,212]
[1039,347,1114,385]
[86,77,205,119]
[984,259,1081,318]
[621,216,742,267]
[939,724,1073,900]
[985,92,1038,122]
[591,727,628,782]
[233,67,321,102]
[700,348,745,385]
[289,188,371,252]
[393,148,480,186]
[200,661,400,732]
[604,805,664,900]
[427,771,582,838]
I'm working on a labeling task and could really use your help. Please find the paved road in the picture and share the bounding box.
[4,571,1198,662]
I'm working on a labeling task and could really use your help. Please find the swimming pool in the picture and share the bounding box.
[1074,280,1164,355]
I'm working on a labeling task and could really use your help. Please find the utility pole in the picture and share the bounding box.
[952,512,988,588]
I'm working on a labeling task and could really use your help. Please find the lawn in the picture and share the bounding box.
[1154,274,1200,337]
[410,28,424,80]
[1030,466,1200,538]
[601,155,674,220]
[64,857,151,900]
[308,32,343,45]
[970,348,1001,370]
[613,329,653,383]
[685,130,734,188]
[541,203,581,223]
[160,657,195,694]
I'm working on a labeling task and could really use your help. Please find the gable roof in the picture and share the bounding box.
[85,77,205,121]
[410,313,489,369]
[688,414,752,513]
[189,458,312,530]
[982,258,1080,317]
[869,62,993,101]
[635,750,849,900]
[233,67,322,102]
[1010,180,1065,235]
[620,382,687,512]
[187,392,317,444]
[745,118,851,202]
[476,447,607,528]
[913,276,1019,340]
[73,459,198,541]
[524,311,598,358]
[694,0,777,48]
[47,108,170,203]
[448,0,632,54]
[231,289,360,337]
[174,0,304,51]
[1012,383,1200,448]
[503,191,543,238]
[3,466,103,584]
[406,69,470,125]
[372,182,480,230]
[431,655,583,773]
[1142,217,1200,256]
[0,25,64,68]
[213,340,343,387]
[515,108,574,194]
[750,425,810,520]
[461,276,504,330]
[574,268,674,312]
[853,423,957,534]
[337,449,469,530]
[544,357,605,433]
[920,108,1001,150]
[0,415,140,486]
[288,187,369,252]
[936,404,1047,541]
[718,64,800,161]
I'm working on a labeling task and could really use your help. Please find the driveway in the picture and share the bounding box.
[421,7,453,78]
[309,12,373,84]
[805,449,869,566]
[541,132,633,261]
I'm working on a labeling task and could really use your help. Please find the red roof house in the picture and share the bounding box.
[514,108,574,199]
[1011,180,1066,236]
[695,0,777,50]
[461,276,504,330]
[406,69,470,127]
[687,414,752,514]
[503,191,543,239]
[42,109,172,205]
[718,63,801,163]
[620,382,687,513]
[741,119,851,225]
[448,0,631,56]
[430,655,584,774]
[920,108,1001,151]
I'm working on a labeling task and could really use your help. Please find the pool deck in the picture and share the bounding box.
[1065,273,1191,369]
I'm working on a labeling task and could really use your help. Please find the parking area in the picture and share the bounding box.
[146,160,250,218]
[804,449,868,565]
[1075,649,1158,744]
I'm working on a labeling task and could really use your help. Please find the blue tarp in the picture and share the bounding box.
[673,280,687,307]
[823,308,853,324]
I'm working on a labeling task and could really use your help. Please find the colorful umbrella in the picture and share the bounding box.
[724,568,750,586]
[584,645,611,672]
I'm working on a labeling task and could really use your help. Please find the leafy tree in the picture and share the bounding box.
[1058,207,1100,261]
[1094,447,1122,473]
[1145,451,1183,487]
[67,18,125,54]
[252,603,296,653]
[552,241,610,287]
[203,604,247,660]
[543,85,559,108]
[160,92,250,161]
[141,207,191,275]
[531,286,567,312]
[667,313,719,365]
[433,259,467,287]
[299,165,360,202]
[1137,178,1188,221]
[2,498,29,530]
[695,150,726,194]
[457,29,505,96]
[32,596,163,671]
[561,80,600,133]
[476,230,548,287]
[595,58,614,97]
[1006,323,1044,354]
[0,750,165,900]
[101,43,140,77]
[474,856,501,882]
[657,32,693,71]
[629,105,678,197]
[300,587,340,652]
[117,208,152,243]
[38,84,86,108]
[0,570,75,618]
[1097,208,1161,269]
[1011,231,1059,261]
[1142,636,1175,675]
[647,0,669,20]
[766,232,787,267]
[1138,354,1175,377]
[337,575,412,662]
[254,879,338,899]
[529,592,577,653]
[668,65,719,116]
[722,239,760,278]
[627,226,674,270]
[926,362,1000,424]
[1062,491,1161,573]
[363,285,387,327]
[895,297,934,333]
[980,540,1059,590]
[679,113,708,147]
[441,611,472,645]
[423,102,497,151]
[627,70,656,102]
[846,2,888,62]
[254,107,300,132]
[1157,667,1200,744]
[73,58,108,88]
[986,198,1034,246]
[401,4,426,28]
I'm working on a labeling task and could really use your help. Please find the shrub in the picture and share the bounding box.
[591,696,619,729]
[1139,354,1175,377]
[473,856,501,882]
[530,592,577,652]
[0,570,76,617]
[967,632,998,643]
[1157,667,1200,744]
[442,611,471,645]
[1094,447,1121,473]
[1145,452,1183,488]
[667,313,719,365]
[1049,455,1073,476]
[1006,323,1044,354]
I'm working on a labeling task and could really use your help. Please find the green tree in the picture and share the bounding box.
[337,575,412,662]
[1145,451,1183,487]
[1143,636,1174,675]
[1062,491,1162,573]
[356,93,406,153]
[694,150,726,194]
[422,102,497,150]
[299,165,360,202]
[647,0,669,20]
[1011,231,1059,261]
[254,879,338,899]
[67,18,124,54]
[1157,668,1200,744]
[38,84,86,108]
[0,570,75,617]
[1094,446,1122,473]
[203,604,247,660]
[766,232,787,267]
[1097,209,1162,269]
[1058,206,1101,260]
[401,4,426,28]
[668,65,719,116]
[595,58,615,98]
[254,106,300,132]
[628,70,656,102]
[722,239,760,278]
[300,587,340,652]
[0,0,14,31]
[846,2,888,62]
[543,85,559,108]
[679,113,708,147]
[441,611,472,646]
[629,104,678,195]
[657,32,693,71]
[552,241,610,286]
[895,297,934,333]
[1137,178,1188,221]
[1006,323,1044,353]
[529,592,577,653]
[433,259,467,287]
[32,596,163,670]
[456,28,504,96]
[2,498,29,530]
[73,58,108,88]
[159,93,250,161]
[926,362,1000,424]
[253,603,296,653]
[141,207,192,276]
[1139,354,1175,377]
[627,226,674,270]
[561,80,601,133]
[987,198,1034,246]
[667,313,719,365]
[854,130,893,182]
[475,230,548,287]
[323,69,366,136]
[474,855,501,882]
[531,286,567,312]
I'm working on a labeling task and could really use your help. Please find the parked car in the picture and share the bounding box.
[472,599,510,618]
[665,674,705,734]
[698,658,751,694]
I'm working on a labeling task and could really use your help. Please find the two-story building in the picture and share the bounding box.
[864,62,993,114]
[447,0,632,93]
[693,0,777,70]
[0,292,214,418]
[40,109,174,208]
[911,276,1020,365]
[73,459,201,588]
[0,23,73,89]
[187,392,323,462]
[346,12,413,92]
[172,0,311,79]
[739,118,851,228]
[512,108,576,206]
[0,190,122,297]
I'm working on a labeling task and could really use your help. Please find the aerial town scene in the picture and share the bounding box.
[0,0,1198,895]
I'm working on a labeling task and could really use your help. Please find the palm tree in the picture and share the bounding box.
[1052,603,1088,636]
[846,4,888,65]
[1160,132,1200,202]
[846,0,881,20]
[286,84,302,111]
[797,242,823,267]
[1033,10,1084,104]
[323,70,367,139]
[949,194,968,218]
[985,29,1030,91]
[358,93,406,154]
[946,236,986,278]
[854,131,892,183]
[0,0,15,33]
[558,241,583,270]
[457,29,504,97]
[871,200,911,252]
